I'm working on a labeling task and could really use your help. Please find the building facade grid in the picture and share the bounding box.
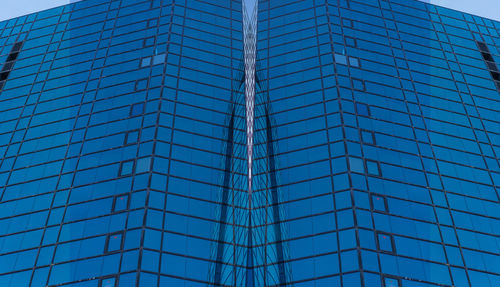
[0,0,499,286]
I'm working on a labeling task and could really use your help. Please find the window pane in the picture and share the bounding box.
[141,57,151,67]
[371,194,386,211]
[107,233,123,252]
[366,160,380,175]
[153,54,166,65]
[384,278,399,287]
[101,278,116,287]
[378,233,393,252]
[335,54,347,65]
[349,57,359,67]
[114,195,129,212]
[120,160,134,176]
[356,103,370,116]
[125,130,139,144]
[361,131,374,144]
[349,157,364,173]
[131,103,144,116]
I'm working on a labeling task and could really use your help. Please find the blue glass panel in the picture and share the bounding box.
[101,278,116,287]
[130,102,144,116]
[107,233,123,252]
[152,54,165,65]
[349,57,360,67]
[147,19,158,28]
[356,102,370,116]
[125,130,139,144]
[114,195,128,212]
[345,36,356,47]
[378,233,394,252]
[144,37,155,47]
[361,130,374,144]
[141,57,151,67]
[120,160,134,176]
[349,157,364,173]
[335,53,347,65]
[366,160,380,175]
[352,78,364,90]
[135,79,148,91]
[372,194,387,211]
[385,277,400,287]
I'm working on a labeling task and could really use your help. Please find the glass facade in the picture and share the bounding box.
[0,0,499,286]
[257,0,500,286]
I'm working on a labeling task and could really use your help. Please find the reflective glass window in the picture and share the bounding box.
[335,53,347,65]
[106,232,123,252]
[144,36,155,47]
[352,78,365,91]
[356,103,370,116]
[345,36,356,47]
[113,194,129,212]
[147,19,158,28]
[384,277,400,287]
[120,160,135,176]
[366,160,380,176]
[361,130,375,144]
[349,57,360,67]
[125,130,140,145]
[371,194,387,212]
[141,57,151,67]
[135,78,148,91]
[349,157,364,173]
[153,53,166,65]
[100,277,116,287]
[130,102,145,116]
[342,18,353,27]
[378,233,394,253]
[136,157,151,173]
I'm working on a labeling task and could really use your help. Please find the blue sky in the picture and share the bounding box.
[1,0,499,22]
[424,0,499,22]
[1,0,78,22]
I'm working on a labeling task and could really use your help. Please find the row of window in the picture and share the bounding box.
[477,40,500,90]
[260,2,499,61]
[0,41,23,90]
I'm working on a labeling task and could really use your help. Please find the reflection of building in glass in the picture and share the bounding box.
[0,0,499,286]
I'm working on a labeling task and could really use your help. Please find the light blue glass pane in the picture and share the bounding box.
[378,234,393,252]
[335,54,347,65]
[385,278,399,287]
[108,234,122,252]
[349,157,364,173]
[153,54,165,65]
[102,278,116,287]
[356,103,369,116]
[349,57,359,67]
[121,161,134,176]
[136,158,151,173]
[141,57,151,67]
[115,195,128,211]
[366,161,379,175]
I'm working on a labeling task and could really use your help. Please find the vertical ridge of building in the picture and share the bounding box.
[243,1,258,285]
[243,0,257,195]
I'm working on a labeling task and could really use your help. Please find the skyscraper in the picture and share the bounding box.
[0,0,499,286]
